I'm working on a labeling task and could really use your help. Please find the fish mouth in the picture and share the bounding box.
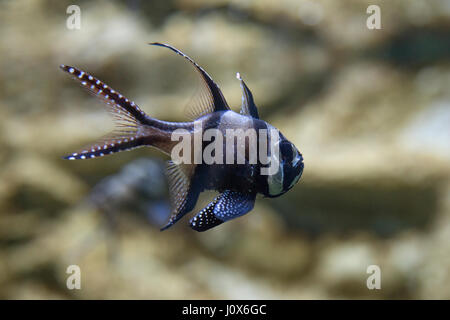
[292,152,303,167]
[288,158,304,189]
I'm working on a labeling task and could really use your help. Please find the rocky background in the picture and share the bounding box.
[0,0,449,299]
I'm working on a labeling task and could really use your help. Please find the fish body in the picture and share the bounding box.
[61,43,303,232]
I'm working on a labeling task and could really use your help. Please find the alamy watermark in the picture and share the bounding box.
[366,265,381,290]
[66,264,81,290]
[366,5,381,30]
[170,122,281,175]
[66,5,81,30]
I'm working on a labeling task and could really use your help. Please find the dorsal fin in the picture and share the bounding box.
[149,42,230,120]
[236,73,259,119]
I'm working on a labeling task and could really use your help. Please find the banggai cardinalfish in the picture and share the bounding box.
[60,43,304,232]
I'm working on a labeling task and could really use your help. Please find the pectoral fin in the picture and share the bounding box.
[161,161,200,231]
[190,190,256,232]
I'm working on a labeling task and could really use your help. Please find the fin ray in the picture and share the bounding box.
[149,43,230,119]
[63,131,146,160]
[60,64,149,126]
[60,65,152,160]
[161,161,199,230]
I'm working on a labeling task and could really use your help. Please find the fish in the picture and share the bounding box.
[60,42,304,232]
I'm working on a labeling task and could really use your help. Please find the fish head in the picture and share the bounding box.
[265,133,304,198]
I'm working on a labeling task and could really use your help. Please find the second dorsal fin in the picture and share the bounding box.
[150,43,230,120]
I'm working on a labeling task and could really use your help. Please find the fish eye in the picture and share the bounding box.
[279,141,294,162]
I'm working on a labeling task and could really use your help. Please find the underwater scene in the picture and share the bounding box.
[0,0,449,299]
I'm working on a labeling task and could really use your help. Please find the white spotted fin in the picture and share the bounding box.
[190,190,256,232]
[189,196,224,232]
[60,65,151,160]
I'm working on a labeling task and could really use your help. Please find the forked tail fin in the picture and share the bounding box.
[60,64,154,160]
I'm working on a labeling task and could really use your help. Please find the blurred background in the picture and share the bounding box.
[0,0,449,299]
